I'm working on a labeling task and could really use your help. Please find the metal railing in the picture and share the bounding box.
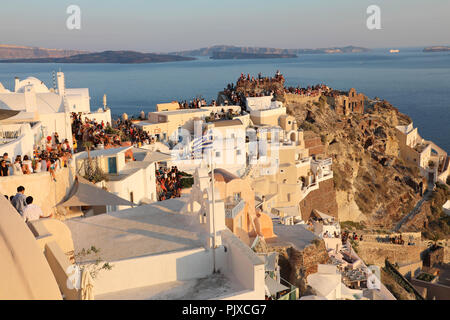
[225,199,245,219]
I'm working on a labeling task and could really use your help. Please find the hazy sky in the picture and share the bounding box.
[1,0,449,52]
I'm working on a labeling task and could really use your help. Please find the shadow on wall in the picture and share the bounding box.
[0,166,75,217]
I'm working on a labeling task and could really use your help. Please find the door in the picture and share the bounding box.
[108,157,117,174]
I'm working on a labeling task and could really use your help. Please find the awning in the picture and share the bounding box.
[0,109,19,120]
[132,148,173,163]
[0,110,39,123]
[264,275,289,296]
[58,176,135,207]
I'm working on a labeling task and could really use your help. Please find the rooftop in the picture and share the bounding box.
[65,196,206,262]
[75,146,131,160]
[270,224,318,250]
[153,109,209,116]
[96,273,242,300]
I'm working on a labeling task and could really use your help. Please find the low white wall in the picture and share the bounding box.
[201,106,241,114]
[92,247,214,296]
[39,113,72,146]
[0,166,74,216]
[79,109,112,125]
[0,123,38,159]
[220,229,265,300]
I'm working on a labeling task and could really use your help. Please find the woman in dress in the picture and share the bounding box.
[13,155,23,175]
[22,155,33,174]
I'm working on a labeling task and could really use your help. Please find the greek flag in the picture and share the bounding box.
[192,132,213,154]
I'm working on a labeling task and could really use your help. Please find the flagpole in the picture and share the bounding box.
[209,132,217,273]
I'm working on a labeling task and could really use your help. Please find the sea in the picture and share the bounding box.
[0,47,449,151]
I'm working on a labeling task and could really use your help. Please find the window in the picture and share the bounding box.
[216,151,221,158]
[236,149,241,156]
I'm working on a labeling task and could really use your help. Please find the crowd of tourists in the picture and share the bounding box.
[390,235,405,245]
[114,118,154,146]
[285,84,330,96]
[72,113,155,150]
[178,97,214,109]
[237,70,285,85]
[0,132,72,181]
[156,166,182,201]
[341,231,364,243]
[222,71,284,108]
[7,185,47,222]
[72,113,117,150]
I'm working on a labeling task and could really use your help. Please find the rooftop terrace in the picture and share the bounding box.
[96,273,241,300]
[65,196,206,262]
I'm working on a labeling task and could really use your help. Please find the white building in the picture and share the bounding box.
[61,167,265,300]
[246,95,282,112]
[171,119,247,176]
[307,264,364,300]
[0,72,111,159]
[74,147,169,210]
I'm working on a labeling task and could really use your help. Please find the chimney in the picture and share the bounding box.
[56,72,65,96]
[103,94,107,110]
[14,77,19,92]
[24,86,37,112]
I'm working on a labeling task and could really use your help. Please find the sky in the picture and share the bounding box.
[0,0,449,52]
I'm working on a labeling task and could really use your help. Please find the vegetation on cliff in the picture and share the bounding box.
[422,183,450,239]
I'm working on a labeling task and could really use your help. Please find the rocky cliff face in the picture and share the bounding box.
[286,97,424,230]
[220,76,425,231]
[0,44,87,60]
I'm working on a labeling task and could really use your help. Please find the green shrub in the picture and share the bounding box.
[180,176,194,189]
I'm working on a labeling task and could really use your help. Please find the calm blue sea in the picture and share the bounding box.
[0,47,449,151]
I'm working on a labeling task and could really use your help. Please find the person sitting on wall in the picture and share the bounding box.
[22,196,46,222]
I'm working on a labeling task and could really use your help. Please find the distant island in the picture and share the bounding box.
[0,44,87,60]
[423,46,450,52]
[210,51,297,60]
[0,50,195,64]
[171,45,370,57]
[0,43,370,64]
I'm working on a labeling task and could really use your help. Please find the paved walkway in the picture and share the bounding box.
[394,183,434,232]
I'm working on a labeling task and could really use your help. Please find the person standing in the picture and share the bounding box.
[2,152,12,175]
[22,155,33,174]
[13,156,23,175]
[0,160,9,176]
[11,186,27,216]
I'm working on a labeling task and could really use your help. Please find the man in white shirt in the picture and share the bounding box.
[22,196,44,222]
